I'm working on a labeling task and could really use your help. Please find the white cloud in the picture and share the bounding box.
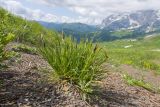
[1,0,160,25]
[40,0,160,24]
[0,0,59,22]
[0,0,100,24]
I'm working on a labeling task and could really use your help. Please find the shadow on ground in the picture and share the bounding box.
[88,87,138,107]
[0,70,64,107]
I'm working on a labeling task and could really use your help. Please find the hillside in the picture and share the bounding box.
[39,21,99,41]
[99,34,160,91]
[0,8,57,45]
[39,21,98,33]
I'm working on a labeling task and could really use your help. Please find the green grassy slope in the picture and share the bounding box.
[100,34,160,73]
[0,7,57,45]
[110,30,133,37]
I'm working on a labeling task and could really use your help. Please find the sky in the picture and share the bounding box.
[0,0,160,25]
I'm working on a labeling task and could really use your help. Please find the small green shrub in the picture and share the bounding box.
[39,35,108,100]
[0,33,15,63]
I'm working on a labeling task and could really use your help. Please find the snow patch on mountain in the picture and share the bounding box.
[128,18,140,29]
[101,10,160,33]
[156,10,160,20]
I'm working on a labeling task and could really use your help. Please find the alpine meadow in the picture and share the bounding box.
[0,0,160,106]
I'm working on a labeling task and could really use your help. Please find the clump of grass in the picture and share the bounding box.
[39,35,108,100]
[122,74,152,91]
[12,44,37,55]
[0,33,15,64]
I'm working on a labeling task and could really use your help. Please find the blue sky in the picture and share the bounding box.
[0,0,160,25]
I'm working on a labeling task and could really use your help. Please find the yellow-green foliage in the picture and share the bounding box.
[39,35,108,100]
[0,33,15,62]
[0,7,54,45]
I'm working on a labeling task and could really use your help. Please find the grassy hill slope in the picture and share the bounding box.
[0,7,57,45]
[100,34,160,73]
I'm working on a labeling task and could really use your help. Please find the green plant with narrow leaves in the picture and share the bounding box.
[39,35,108,100]
[123,74,153,91]
[12,44,37,55]
[0,33,15,64]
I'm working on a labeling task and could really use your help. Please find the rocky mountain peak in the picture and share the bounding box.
[101,10,160,32]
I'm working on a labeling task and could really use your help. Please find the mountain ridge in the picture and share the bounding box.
[38,9,160,41]
[101,10,160,32]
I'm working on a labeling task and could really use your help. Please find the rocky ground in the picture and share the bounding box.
[0,43,160,107]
